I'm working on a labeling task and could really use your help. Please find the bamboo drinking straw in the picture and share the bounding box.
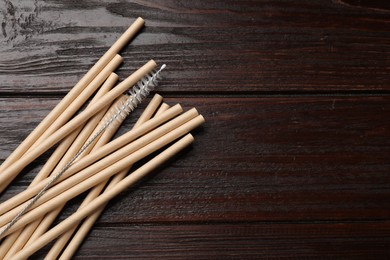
[81,94,162,159]
[133,95,164,128]
[0,17,144,176]
[155,103,170,117]
[0,109,198,228]
[7,96,132,258]
[28,57,123,152]
[21,97,130,247]
[0,73,119,259]
[2,76,120,259]
[0,60,157,189]
[0,56,123,193]
[23,94,162,257]
[0,115,204,236]
[32,72,121,185]
[59,103,171,259]
[0,59,154,189]
[47,97,166,259]
[12,134,195,260]
[0,105,183,216]
[71,95,128,160]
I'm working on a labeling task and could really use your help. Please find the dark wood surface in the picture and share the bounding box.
[0,0,389,259]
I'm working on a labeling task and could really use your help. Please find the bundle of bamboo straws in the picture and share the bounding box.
[0,17,204,259]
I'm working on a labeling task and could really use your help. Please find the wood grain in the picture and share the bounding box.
[1,96,389,222]
[0,0,389,259]
[30,222,390,259]
[0,0,389,93]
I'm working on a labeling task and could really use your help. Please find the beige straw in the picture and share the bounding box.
[0,73,119,259]
[0,60,157,189]
[155,103,170,117]
[12,95,131,257]
[34,72,121,184]
[86,94,163,156]
[0,56,123,193]
[132,95,163,129]
[47,99,167,259]
[28,59,123,152]
[12,134,195,260]
[0,115,204,236]
[0,105,183,216]
[0,17,144,185]
[61,103,171,259]
[1,60,158,239]
[0,109,198,227]
[1,75,120,259]
[25,94,162,257]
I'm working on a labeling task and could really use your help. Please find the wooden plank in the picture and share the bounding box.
[1,96,389,222]
[0,1,389,93]
[31,222,390,259]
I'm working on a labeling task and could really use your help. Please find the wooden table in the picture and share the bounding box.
[0,1,389,259]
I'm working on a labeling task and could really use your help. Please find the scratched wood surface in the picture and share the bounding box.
[0,0,389,259]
